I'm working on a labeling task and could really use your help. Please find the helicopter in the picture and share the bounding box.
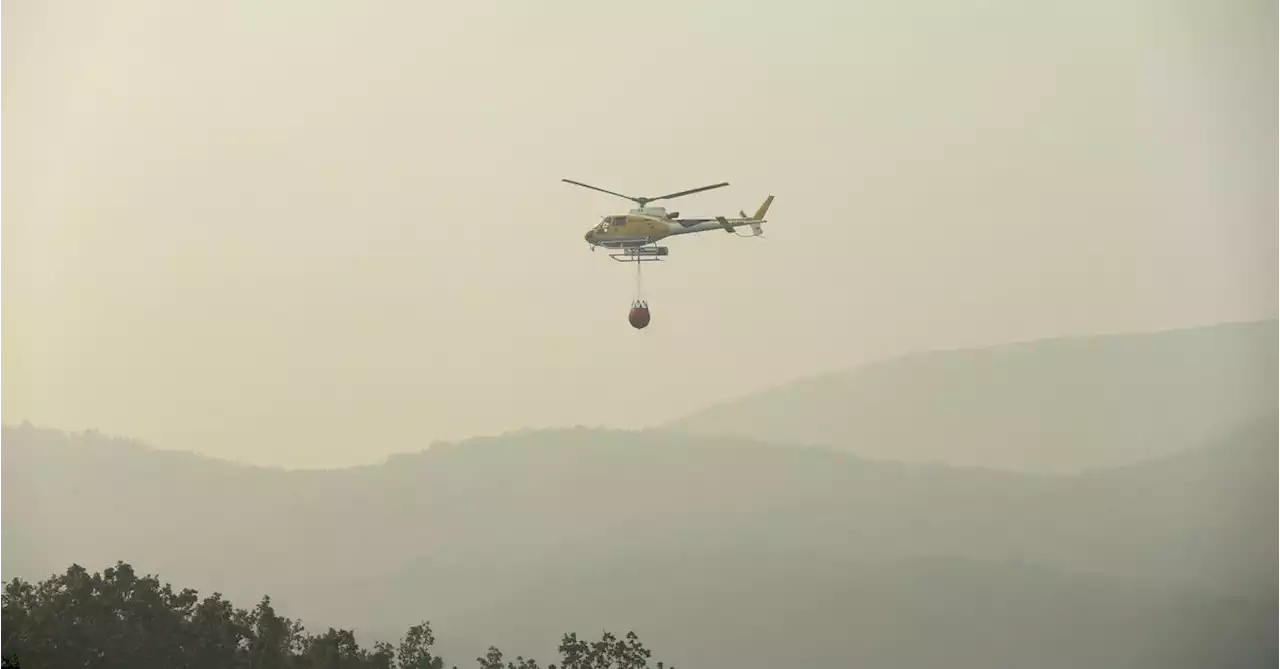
[564,178,774,262]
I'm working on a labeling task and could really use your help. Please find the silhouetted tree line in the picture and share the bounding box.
[1,562,673,669]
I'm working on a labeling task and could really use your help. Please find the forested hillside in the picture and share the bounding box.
[2,561,669,669]
[4,419,1273,668]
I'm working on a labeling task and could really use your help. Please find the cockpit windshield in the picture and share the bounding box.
[595,215,624,232]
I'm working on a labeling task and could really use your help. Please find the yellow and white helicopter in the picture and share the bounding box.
[564,178,774,262]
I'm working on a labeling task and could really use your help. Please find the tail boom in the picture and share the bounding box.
[673,194,774,237]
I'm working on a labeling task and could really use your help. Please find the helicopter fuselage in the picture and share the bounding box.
[583,206,762,249]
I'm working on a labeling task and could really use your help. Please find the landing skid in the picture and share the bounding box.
[609,246,669,263]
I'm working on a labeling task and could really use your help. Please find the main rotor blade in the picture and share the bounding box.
[648,182,730,203]
[562,179,640,203]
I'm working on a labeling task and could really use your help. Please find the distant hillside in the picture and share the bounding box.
[2,422,1274,668]
[664,320,1278,471]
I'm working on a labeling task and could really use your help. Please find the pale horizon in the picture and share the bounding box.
[5,0,1275,468]
[3,315,1274,470]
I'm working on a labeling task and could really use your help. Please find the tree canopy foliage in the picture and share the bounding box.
[1,562,672,669]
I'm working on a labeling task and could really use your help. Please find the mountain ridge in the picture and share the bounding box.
[4,319,1275,667]
[663,318,1277,471]
[3,416,1274,668]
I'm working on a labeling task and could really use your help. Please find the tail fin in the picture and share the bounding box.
[745,195,773,236]
[751,195,774,221]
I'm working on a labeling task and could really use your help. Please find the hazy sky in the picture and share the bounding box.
[4,0,1275,467]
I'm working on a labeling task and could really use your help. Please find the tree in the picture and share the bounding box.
[245,595,304,669]
[300,628,366,669]
[550,631,672,669]
[477,646,506,669]
[188,592,252,669]
[368,641,396,669]
[397,622,446,669]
